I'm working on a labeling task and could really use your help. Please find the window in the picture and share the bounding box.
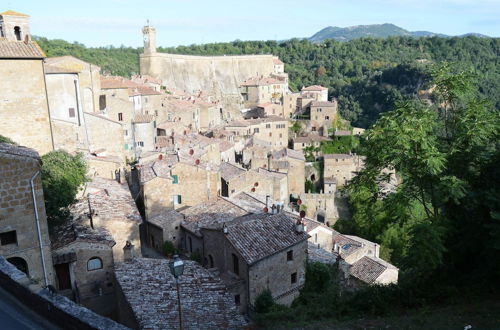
[254,128,259,133]
[124,144,128,150]
[172,175,179,184]
[137,141,144,147]
[118,113,123,121]
[325,116,330,120]
[14,26,21,41]
[291,272,297,284]
[124,129,128,136]
[279,133,282,138]
[0,25,3,38]
[87,257,103,271]
[266,124,271,128]
[315,233,318,243]
[68,108,75,118]
[232,253,239,276]
[0,231,17,245]
[155,110,158,116]
[99,95,106,111]
[287,250,293,261]
[174,195,182,204]
[235,294,241,306]
[269,132,272,137]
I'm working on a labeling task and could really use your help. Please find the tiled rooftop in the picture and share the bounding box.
[226,213,309,265]
[308,242,338,265]
[349,256,397,284]
[294,134,330,144]
[301,85,327,92]
[324,153,354,160]
[226,115,287,128]
[114,258,246,329]
[311,100,337,107]
[180,197,247,236]
[148,209,184,229]
[272,148,305,161]
[220,162,246,181]
[0,39,45,58]
[139,155,179,183]
[79,177,142,223]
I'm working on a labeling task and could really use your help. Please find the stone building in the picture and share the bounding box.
[145,209,184,252]
[270,148,306,196]
[0,143,55,286]
[324,153,364,187]
[201,212,309,313]
[300,85,328,102]
[114,258,247,329]
[44,56,102,153]
[310,100,338,133]
[131,114,156,154]
[225,116,289,150]
[0,10,54,154]
[240,76,287,107]
[292,133,330,151]
[299,192,337,225]
[138,155,220,220]
[72,177,142,261]
[50,218,116,317]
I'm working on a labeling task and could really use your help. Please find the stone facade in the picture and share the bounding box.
[300,192,337,225]
[324,153,364,187]
[225,116,289,150]
[0,58,53,154]
[0,143,55,286]
[310,100,337,133]
[140,160,220,220]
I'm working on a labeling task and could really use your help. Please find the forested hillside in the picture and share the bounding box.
[35,36,499,128]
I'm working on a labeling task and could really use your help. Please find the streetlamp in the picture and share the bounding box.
[169,255,184,329]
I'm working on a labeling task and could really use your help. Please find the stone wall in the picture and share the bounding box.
[201,229,249,314]
[0,144,55,285]
[248,240,307,307]
[93,217,141,262]
[52,241,116,317]
[143,163,220,219]
[0,256,126,330]
[0,59,53,154]
[140,53,277,96]
[84,112,125,160]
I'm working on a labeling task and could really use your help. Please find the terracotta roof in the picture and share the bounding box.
[180,197,247,236]
[128,86,161,97]
[76,177,142,223]
[0,39,45,58]
[148,209,184,229]
[220,162,246,181]
[272,148,305,161]
[256,167,287,180]
[302,85,327,92]
[0,10,29,17]
[133,114,155,123]
[226,213,309,265]
[273,58,284,65]
[114,258,246,329]
[333,234,363,257]
[139,155,179,183]
[51,220,115,251]
[241,76,283,87]
[350,256,394,284]
[308,242,338,265]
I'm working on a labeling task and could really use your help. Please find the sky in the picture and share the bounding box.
[4,0,500,48]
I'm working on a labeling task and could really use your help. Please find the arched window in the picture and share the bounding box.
[7,257,29,276]
[87,257,103,271]
[14,26,21,41]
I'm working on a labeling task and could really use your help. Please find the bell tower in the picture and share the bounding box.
[142,22,156,54]
[0,10,31,41]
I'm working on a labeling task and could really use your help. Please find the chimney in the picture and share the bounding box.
[123,241,134,262]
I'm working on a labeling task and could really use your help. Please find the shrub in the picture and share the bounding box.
[254,289,274,314]
[162,240,176,256]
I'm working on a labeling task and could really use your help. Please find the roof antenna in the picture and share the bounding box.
[147,19,150,26]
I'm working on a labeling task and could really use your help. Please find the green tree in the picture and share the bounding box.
[41,151,88,224]
[254,289,274,313]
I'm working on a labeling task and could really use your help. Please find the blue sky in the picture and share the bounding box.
[5,0,500,47]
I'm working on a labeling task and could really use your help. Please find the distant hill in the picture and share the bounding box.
[309,23,488,42]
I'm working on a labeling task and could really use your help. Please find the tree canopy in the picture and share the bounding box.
[41,150,88,225]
